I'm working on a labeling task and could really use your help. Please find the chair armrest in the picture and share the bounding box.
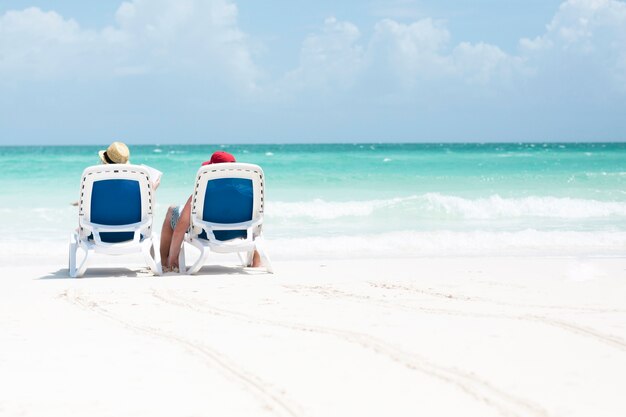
[81,219,151,245]
[81,219,152,233]
[193,218,262,231]
[190,217,263,243]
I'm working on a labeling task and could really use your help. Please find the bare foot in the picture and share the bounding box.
[163,266,179,274]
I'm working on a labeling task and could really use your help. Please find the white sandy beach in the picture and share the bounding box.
[1,251,625,417]
[3,0,626,414]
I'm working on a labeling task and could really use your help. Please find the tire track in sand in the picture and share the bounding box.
[59,289,303,417]
[154,290,549,417]
[286,285,626,353]
[368,282,626,314]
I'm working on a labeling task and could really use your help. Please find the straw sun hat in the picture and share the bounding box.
[99,141,130,164]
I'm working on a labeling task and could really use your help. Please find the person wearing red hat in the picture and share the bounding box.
[160,151,261,272]
[202,150,236,165]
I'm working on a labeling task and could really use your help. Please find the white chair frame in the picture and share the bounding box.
[68,164,162,277]
[180,163,273,274]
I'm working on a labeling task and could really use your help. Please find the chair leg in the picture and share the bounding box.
[238,250,254,267]
[69,233,90,278]
[153,241,163,275]
[68,233,77,278]
[75,242,89,278]
[237,252,246,266]
[142,239,162,276]
[178,243,187,274]
[255,238,274,274]
[187,245,210,275]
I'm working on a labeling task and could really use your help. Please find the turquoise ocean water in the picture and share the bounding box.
[2,143,626,259]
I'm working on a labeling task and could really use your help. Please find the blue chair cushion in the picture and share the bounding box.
[90,179,142,243]
[198,178,252,241]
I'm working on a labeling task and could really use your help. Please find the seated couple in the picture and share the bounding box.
[98,142,261,273]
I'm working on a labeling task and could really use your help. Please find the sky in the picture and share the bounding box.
[0,0,625,145]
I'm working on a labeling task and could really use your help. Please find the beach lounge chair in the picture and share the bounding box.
[68,164,162,277]
[179,162,274,274]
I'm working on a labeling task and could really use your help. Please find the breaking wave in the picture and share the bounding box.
[266,194,626,221]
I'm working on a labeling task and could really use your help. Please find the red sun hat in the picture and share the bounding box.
[202,151,236,166]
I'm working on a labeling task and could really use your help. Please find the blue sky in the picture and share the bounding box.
[0,0,625,144]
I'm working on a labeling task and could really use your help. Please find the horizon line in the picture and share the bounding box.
[1,140,626,148]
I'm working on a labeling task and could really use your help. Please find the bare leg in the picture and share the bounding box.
[160,206,175,268]
[167,196,193,270]
[251,250,261,267]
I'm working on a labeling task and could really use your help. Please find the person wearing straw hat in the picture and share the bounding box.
[99,141,130,164]
[72,141,162,206]
[98,141,161,190]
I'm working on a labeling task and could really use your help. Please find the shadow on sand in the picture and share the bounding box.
[38,264,261,280]
[38,267,147,280]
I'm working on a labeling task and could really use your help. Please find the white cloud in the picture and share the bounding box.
[284,16,522,93]
[284,17,364,92]
[451,42,522,84]
[0,8,97,79]
[284,0,626,95]
[2,0,626,102]
[545,0,626,47]
[537,0,626,48]
[520,0,626,88]
[367,18,452,84]
[111,0,259,88]
[0,0,258,89]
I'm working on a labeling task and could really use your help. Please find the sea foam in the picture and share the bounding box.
[421,193,626,219]
[266,194,626,221]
